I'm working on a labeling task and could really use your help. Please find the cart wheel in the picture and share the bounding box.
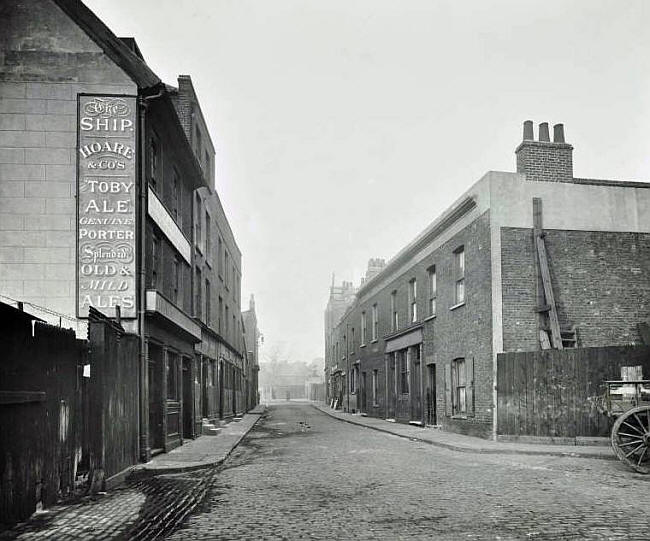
[611,405,650,474]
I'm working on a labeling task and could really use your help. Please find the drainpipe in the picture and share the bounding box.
[138,86,164,463]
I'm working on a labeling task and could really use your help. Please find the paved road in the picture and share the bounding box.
[169,402,650,540]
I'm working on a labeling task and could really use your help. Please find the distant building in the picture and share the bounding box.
[325,122,650,438]
[242,294,261,410]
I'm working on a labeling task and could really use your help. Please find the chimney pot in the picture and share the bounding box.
[523,120,534,141]
[539,122,550,142]
[553,123,565,143]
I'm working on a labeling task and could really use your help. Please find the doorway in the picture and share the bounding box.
[148,342,163,451]
[426,364,437,425]
[182,357,193,439]
[361,371,367,413]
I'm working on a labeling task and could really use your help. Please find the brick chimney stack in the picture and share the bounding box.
[515,121,573,183]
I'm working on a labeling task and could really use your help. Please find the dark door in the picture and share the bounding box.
[148,343,163,450]
[388,355,396,419]
[361,372,367,413]
[182,357,192,438]
[426,364,437,425]
[218,360,224,419]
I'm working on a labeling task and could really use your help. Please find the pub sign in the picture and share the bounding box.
[77,95,137,318]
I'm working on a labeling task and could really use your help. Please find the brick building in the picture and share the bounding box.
[325,121,650,438]
[0,0,256,460]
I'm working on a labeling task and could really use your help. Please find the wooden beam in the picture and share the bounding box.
[536,235,563,350]
[0,391,46,404]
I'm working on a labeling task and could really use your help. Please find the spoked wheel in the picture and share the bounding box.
[611,405,650,474]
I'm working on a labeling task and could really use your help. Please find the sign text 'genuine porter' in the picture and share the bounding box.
[77,95,137,318]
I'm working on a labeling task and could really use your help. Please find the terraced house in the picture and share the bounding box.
[325,121,650,439]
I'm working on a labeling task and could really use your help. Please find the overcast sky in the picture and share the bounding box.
[85,0,650,363]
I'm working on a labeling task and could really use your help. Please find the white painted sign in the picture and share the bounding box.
[77,95,137,318]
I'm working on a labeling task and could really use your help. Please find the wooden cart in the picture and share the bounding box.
[603,379,650,473]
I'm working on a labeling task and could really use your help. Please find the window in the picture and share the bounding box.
[208,359,215,386]
[399,350,409,394]
[205,212,211,261]
[225,305,229,336]
[151,235,160,288]
[350,328,355,354]
[428,266,437,316]
[452,358,466,414]
[372,369,379,406]
[195,193,202,249]
[218,296,223,333]
[149,136,159,191]
[454,246,465,304]
[224,252,230,288]
[391,290,398,331]
[204,150,210,177]
[409,279,417,323]
[171,168,180,224]
[218,237,223,276]
[195,267,202,319]
[166,352,178,400]
[360,312,367,345]
[205,278,211,324]
[172,258,180,304]
[372,304,378,341]
[195,125,202,154]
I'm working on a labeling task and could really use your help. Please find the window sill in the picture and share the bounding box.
[449,301,465,311]
[360,343,366,348]
[371,339,378,344]
[424,314,436,322]
[205,259,212,269]
[451,414,468,420]
[195,245,203,256]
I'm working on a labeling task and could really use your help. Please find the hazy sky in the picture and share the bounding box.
[85,0,650,362]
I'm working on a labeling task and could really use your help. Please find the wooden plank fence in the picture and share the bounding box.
[497,346,650,440]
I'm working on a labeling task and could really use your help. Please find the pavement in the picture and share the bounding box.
[313,402,616,460]
[134,406,265,473]
[0,406,266,540]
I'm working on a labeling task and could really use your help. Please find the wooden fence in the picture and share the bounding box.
[497,346,650,440]
[0,304,140,526]
[87,308,140,488]
[0,304,84,525]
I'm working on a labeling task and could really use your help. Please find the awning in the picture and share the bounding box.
[385,328,422,353]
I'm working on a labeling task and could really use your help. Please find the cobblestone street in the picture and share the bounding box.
[170,402,650,540]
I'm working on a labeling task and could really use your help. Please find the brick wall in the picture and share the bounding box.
[0,0,136,327]
[515,141,573,183]
[501,227,650,351]
[329,211,493,438]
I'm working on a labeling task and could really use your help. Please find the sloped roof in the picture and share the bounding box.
[53,0,161,89]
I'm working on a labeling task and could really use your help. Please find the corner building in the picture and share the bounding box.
[325,122,650,438]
